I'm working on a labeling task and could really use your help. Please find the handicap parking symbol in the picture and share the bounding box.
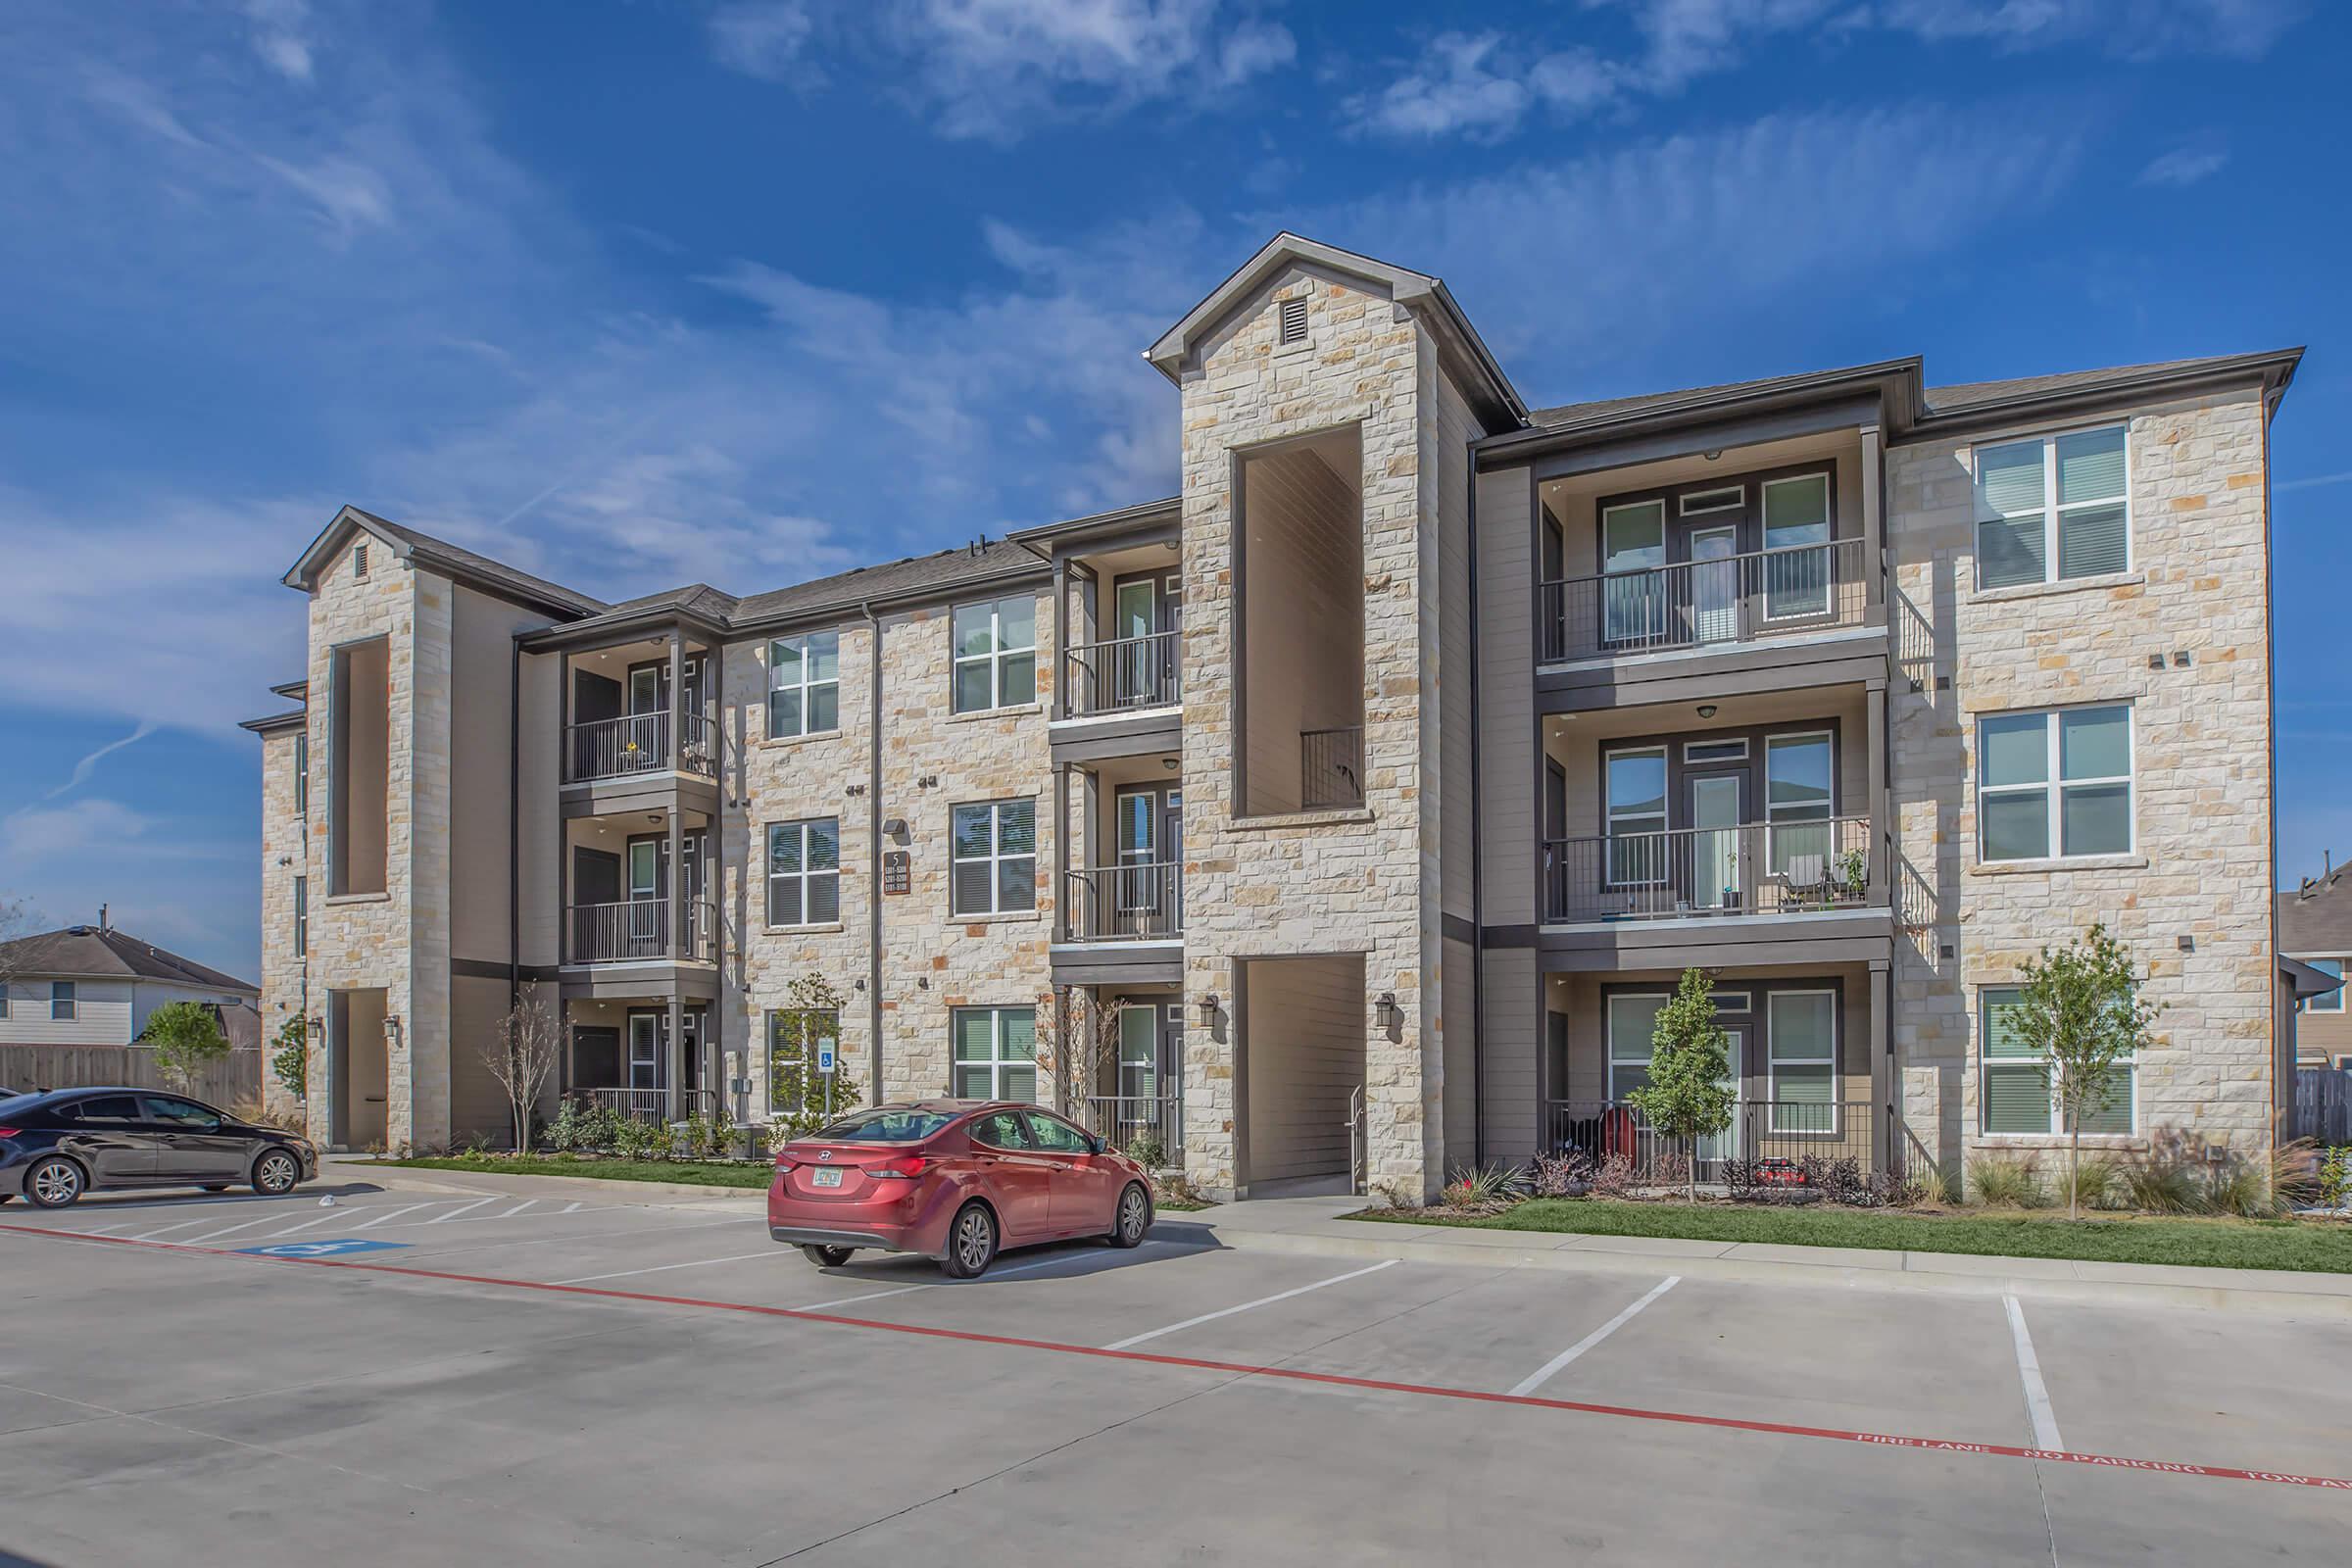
[234,1239,413,1258]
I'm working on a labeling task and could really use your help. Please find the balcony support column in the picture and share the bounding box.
[1869,958,1892,1173]
[1860,422,1886,617]
[665,994,684,1122]
[1865,674,1888,907]
[666,808,684,961]
[1054,761,1073,941]
[1052,553,1070,720]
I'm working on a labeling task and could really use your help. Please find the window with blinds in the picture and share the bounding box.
[1975,425,2130,590]
[1981,986,2133,1135]
[950,800,1037,916]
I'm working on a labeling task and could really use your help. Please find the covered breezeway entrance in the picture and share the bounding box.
[1236,954,1367,1199]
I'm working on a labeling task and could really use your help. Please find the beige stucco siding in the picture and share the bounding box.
[1476,466,1535,928]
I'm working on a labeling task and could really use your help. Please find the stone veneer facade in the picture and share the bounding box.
[1887,388,2277,1165]
[256,723,305,1120]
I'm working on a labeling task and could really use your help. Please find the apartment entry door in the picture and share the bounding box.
[1109,572,1182,707]
[1113,786,1182,937]
[1689,524,1740,644]
[1687,771,1746,911]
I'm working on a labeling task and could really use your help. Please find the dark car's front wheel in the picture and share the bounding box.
[24,1156,86,1209]
[251,1150,302,1196]
[1109,1183,1152,1249]
[800,1245,856,1268]
[940,1201,998,1278]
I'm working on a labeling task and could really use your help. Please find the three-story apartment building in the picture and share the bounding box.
[243,233,2299,1200]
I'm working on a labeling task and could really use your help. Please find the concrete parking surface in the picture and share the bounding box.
[6,1175,2350,1565]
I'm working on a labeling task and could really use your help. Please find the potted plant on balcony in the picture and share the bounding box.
[1836,848,1869,904]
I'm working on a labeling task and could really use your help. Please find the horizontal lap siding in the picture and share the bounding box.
[1244,955,1364,1184]
[1477,467,1535,928]
[1481,947,1539,1164]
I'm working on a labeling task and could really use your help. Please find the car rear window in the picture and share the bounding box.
[0,1093,42,1120]
[808,1108,957,1143]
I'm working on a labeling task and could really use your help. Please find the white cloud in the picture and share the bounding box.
[242,0,316,82]
[0,799,155,861]
[706,0,1296,139]
[1873,0,2307,60]
[44,723,160,802]
[2136,145,2230,187]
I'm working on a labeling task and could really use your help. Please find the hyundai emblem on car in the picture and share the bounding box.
[817,1151,831,1161]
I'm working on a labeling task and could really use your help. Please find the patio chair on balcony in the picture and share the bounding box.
[1767,852,1833,910]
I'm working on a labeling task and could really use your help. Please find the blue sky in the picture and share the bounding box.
[1,0,2344,980]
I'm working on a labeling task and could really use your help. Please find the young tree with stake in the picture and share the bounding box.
[480,995,563,1153]
[2012,922,2164,1220]
[1625,966,1737,1204]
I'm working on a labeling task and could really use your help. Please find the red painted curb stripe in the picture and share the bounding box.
[11,1221,2351,1494]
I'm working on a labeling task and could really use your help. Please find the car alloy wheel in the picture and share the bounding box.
[254,1152,300,1196]
[26,1157,84,1209]
[1113,1184,1151,1248]
[944,1202,997,1278]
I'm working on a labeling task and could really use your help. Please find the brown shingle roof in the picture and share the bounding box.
[0,926,257,995]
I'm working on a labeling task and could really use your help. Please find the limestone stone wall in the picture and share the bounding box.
[299,531,446,1151]
[720,587,1058,1118]
[1886,386,2276,1172]
[1175,262,1455,1200]
[257,723,306,1119]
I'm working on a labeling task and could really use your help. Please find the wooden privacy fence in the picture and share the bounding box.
[2293,1068,2352,1146]
[0,1044,263,1107]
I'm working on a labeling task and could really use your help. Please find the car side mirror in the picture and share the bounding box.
[1090,1135,1107,1155]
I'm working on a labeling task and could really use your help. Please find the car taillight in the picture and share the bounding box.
[0,1128,18,1140]
[773,1154,799,1171]
[866,1154,928,1180]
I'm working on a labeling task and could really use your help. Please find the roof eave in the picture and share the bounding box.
[1908,349,2305,441]
[726,559,1055,640]
[1480,359,1925,463]
[238,710,307,735]
[1006,496,1183,561]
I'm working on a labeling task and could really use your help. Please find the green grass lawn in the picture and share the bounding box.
[1358,1199,2352,1273]
[368,1154,771,1189]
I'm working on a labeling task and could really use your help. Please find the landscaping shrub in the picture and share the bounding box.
[1530,1150,1592,1198]
[1967,1152,2044,1208]
[1586,1152,1638,1200]
[2053,1153,2121,1213]
[1898,1159,1952,1207]
[2320,1147,2352,1210]
[2121,1151,2199,1214]
[1440,1162,1526,1212]
[1120,1130,1167,1170]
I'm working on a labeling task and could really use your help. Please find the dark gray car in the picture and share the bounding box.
[0,1088,318,1208]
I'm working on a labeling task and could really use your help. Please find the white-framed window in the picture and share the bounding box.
[1600,500,1667,644]
[1709,991,1752,1013]
[1978,705,2132,863]
[2303,957,2346,1014]
[952,595,1037,713]
[1975,425,2130,590]
[765,819,840,927]
[0,984,9,1019]
[293,875,308,957]
[1981,986,2133,1134]
[294,730,308,816]
[950,800,1036,915]
[1681,485,1743,515]
[768,1007,841,1115]
[767,632,840,739]
[1603,745,1667,886]
[1684,737,1748,763]
[1760,472,1833,619]
[1767,990,1838,1133]
[52,982,76,1021]
[1764,730,1835,877]
[952,1006,1037,1102]
[1606,993,1664,1100]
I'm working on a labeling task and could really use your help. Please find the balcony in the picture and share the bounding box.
[1543,1098,1882,1181]
[1061,863,1183,943]
[1540,537,1870,664]
[565,711,717,784]
[1543,815,1877,925]
[564,897,716,965]
[1063,629,1181,717]
[1078,1093,1184,1164]
[1301,725,1364,809]
[572,1087,719,1126]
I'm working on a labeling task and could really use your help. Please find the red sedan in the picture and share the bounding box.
[768,1101,1155,1277]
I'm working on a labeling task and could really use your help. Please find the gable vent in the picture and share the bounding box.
[1278,296,1308,344]
[354,543,369,579]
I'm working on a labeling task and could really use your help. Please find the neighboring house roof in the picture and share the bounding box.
[2281,864,2352,954]
[1145,231,1528,432]
[0,925,258,996]
[281,506,609,620]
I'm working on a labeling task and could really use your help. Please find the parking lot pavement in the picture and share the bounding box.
[8,1190,2352,1565]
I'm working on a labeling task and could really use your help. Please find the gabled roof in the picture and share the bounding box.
[1145,232,1527,432]
[1519,359,1924,444]
[281,507,608,619]
[2281,863,2352,954]
[0,925,257,995]
[729,540,1047,631]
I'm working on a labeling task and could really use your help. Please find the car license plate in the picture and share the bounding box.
[809,1166,844,1188]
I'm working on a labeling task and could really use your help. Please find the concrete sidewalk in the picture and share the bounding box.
[1160,1196,2352,1319]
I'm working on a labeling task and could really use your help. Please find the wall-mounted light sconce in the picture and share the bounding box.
[276,855,292,866]
[1375,993,1400,1031]
[1703,449,1723,462]
[1695,705,1718,719]
[2177,935,2195,953]
[2172,650,2192,668]
[916,976,929,991]
[883,816,908,842]
[384,1016,403,1049]
[308,1016,324,1043]
[845,783,866,797]
[1197,994,1219,1024]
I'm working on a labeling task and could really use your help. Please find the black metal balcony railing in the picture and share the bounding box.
[577,1087,718,1126]
[1540,537,1869,662]
[1542,814,1875,923]
[1063,629,1181,716]
[565,710,717,783]
[1544,1099,1878,1179]
[565,898,716,964]
[1301,725,1364,809]
[1081,1094,1183,1163]
[1061,862,1183,942]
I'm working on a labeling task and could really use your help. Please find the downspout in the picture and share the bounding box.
[508,638,520,1016]
[1465,438,1486,1167]
[861,601,885,1104]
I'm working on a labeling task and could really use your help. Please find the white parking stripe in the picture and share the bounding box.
[1506,1276,1681,1397]
[495,1200,538,1220]
[422,1196,499,1224]
[1103,1259,1399,1351]
[562,1201,584,1213]
[251,1210,344,1240]
[178,1212,305,1247]
[548,1250,778,1287]
[349,1201,437,1231]
[126,1216,229,1242]
[2004,1296,2065,1451]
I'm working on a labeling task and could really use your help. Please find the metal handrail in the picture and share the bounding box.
[1302,725,1364,809]
[1539,536,1868,662]
[564,710,717,782]
[1543,1099,1877,1177]
[564,897,717,963]
[579,1087,718,1126]
[1061,862,1183,942]
[1080,1094,1183,1162]
[1063,628,1181,715]
[1541,814,1874,923]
